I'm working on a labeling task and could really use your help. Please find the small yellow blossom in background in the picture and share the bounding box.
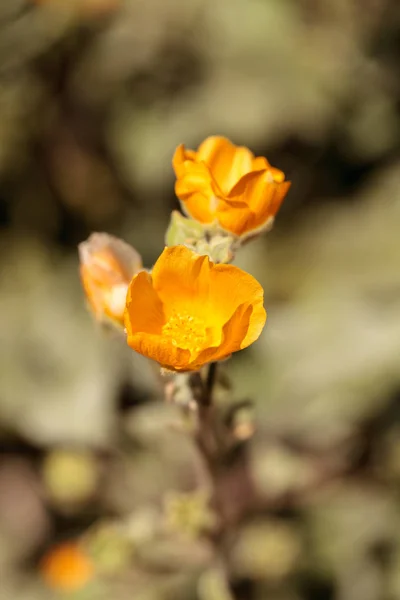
[40,541,94,592]
[164,490,217,539]
[79,232,142,326]
[173,136,291,238]
[42,449,98,507]
[124,245,266,372]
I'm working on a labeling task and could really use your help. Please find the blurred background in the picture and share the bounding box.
[1,0,400,598]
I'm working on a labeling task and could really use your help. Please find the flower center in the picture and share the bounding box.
[162,311,206,352]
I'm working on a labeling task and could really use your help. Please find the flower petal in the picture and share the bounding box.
[251,155,271,171]
[268,180,291,216]
[178,192,217,224]
[172,143,188,179]
[228,170,290,213]
[172,144,197,179]
[175,173,216,224]
[197,136,255,195]
[218,209,258,236]
[217,171,291,236]
[151,246,211,317]
[207,263,266,335]
[173,145,217,223]
[79,264,102,318]
[79,233,142,282]
[240,299,267,349]
[124,271,165,337]
[127,333,191,371]
[192,302,254,367]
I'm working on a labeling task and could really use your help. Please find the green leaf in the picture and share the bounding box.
[165,211,205,247]
[198,568,234,600]
[207,235,235,264]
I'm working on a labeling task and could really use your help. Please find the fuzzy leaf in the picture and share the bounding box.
[165,211,205,247]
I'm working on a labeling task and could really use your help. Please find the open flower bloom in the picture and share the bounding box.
[79,233,142,326]
[173,136,291,237]
[124,245,266,371]
[40,542,94,592]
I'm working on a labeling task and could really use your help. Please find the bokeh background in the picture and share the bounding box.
[1,0,400,598]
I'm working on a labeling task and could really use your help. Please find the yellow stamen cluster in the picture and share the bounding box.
[162,311,206,353]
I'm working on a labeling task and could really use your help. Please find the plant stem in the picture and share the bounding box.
[192,362,220,468]
[190,363,238,597]
[204,361,217,406]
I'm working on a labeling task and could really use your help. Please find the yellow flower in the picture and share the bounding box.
[173,136,291,237]
[124,245,266,371]
[79,233,142,326]
[40,542,94,592]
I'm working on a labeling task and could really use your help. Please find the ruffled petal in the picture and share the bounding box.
[216,171,291,236]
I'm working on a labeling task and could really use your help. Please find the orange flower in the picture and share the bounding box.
[124,245,266,371]
[79,233,142,326]
[173,136,291,237]
[40,542,94,592]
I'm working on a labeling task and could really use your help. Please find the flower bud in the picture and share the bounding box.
[79,233,142,327]
[173,136,291,238]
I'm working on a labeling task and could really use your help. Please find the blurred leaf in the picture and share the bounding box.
[84,521,134,575]
[138,535,213,571]
[198,568,234,600]
[231,520,301,580]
